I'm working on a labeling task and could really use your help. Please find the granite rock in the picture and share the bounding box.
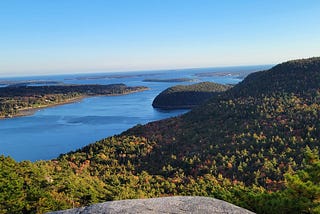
[48,196,255,214]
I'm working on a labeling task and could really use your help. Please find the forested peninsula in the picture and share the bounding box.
[0,57,320,213]
[0,84,148,118]
[152,82,232,109]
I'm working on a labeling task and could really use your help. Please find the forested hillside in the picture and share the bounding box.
[0,84,147,118]
[152,82,232,109]
[1,58,319,213]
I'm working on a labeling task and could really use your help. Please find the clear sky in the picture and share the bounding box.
[0,0,320,76]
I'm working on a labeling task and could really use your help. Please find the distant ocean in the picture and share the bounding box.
[0,65,272,161]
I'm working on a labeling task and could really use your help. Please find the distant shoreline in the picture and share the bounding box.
[143,78,198,83]
[6,96,87,119]
[0,88,148,120]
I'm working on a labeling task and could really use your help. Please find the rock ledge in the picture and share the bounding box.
[48,196,254,214]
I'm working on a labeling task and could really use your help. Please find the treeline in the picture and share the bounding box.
[0,84,148,117]
[152,82,232,109]
[0,139,318,213]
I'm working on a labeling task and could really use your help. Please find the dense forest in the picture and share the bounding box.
[152,82,232,109]
[1,58,320,213]
[0,84,148,118]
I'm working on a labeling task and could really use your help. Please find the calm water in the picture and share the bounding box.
[0,65,271,161]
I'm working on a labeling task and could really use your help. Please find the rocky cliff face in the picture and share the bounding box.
[48,196,254,214]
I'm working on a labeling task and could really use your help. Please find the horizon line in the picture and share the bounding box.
[0,63,274,78]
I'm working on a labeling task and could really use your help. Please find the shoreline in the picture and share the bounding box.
[152,105,196,110]
[0,88,148,120]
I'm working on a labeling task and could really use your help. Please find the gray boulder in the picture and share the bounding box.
[48,196,255,214]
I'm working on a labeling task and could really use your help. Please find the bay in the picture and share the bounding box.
[0,65,271,161]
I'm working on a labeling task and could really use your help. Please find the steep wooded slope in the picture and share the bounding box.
[125,57,320,186]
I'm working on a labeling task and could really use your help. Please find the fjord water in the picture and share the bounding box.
[0,65,270,161]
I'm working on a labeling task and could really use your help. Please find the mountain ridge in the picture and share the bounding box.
[123,57,320,186]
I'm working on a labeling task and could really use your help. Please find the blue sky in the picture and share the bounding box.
[0,0,320,76]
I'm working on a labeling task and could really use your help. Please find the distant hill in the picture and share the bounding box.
[152,82,232,109]
[1,57,319,213]
[229,57,320,97]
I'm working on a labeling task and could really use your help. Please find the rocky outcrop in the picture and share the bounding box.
[48,196,254,214]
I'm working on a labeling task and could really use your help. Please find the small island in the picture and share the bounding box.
[143,78,197,83]
[152,81,232,109]
[65,73,162,81]
[0,84,148,118]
